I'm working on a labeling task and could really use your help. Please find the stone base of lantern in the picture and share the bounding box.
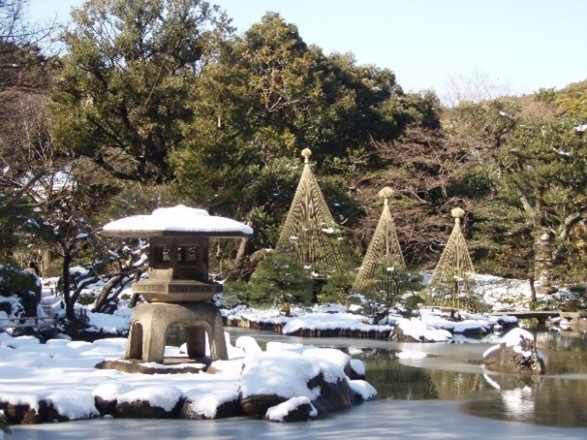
[125,302,228,364]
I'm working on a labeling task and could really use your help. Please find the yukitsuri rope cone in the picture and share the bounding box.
[352,187,406,302]
[274,148,343,275]
[427,207,476,311]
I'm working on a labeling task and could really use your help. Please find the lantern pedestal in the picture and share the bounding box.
[125,302,228,364]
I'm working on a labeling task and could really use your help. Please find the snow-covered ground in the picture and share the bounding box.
[0,331,375,426]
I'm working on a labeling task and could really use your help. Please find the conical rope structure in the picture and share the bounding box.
[352,187,406,302]
[427,208,476,311]
[274,148,343,276]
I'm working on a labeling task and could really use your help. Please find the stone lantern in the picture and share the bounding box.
[102,205,253,364]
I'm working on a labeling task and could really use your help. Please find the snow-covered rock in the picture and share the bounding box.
[239,347,367,421]
[483,328,545,375]
[390,317,453,342]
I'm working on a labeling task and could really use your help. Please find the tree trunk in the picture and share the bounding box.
[92,268,142,313]
[93,273,125,313]
[534,231,554,294]
[529,276,537,303]
[62,253,75,321]
[234,232,250,270]
[42,250,53,276]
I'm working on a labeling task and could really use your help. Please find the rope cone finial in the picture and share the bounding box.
[378,187,394,205]
[301,148,312,164]
[451,207,465,223]
[451,207,465,218]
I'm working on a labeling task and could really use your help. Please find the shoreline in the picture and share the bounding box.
[9,399,587,440]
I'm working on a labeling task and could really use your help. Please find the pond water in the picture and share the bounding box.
[227,326,587,428]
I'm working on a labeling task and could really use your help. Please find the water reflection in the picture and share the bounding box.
[357,349,442,399]
[536,329,587,353]
[462,374,587,426]
[355,347,496,400]
[355,329,587,427]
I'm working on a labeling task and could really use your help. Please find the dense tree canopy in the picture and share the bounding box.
[0,0,55,261]
[1,0,587,317]
[49,0,231,184]
[170,13,439,253]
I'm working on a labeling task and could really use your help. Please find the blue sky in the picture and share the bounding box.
[27,0,587,100]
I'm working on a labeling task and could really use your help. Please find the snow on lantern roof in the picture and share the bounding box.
[101,204,253,238]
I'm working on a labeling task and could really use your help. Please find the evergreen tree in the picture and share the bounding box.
[0,0,56,264]
[171,13,413,249]
[497,115,587,289]
[49,0,231,184]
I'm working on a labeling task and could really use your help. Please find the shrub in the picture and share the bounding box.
[246,254,313,306]
[0,264,41,316]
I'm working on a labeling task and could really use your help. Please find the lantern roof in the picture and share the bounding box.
[102,205,253,238]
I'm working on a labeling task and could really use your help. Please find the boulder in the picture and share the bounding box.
[206,399,244,419]
[349,380,378,404]
[93,383,134,416]
[241,394,288,419]
[348,358,366,380]
[114,386,184,418]
[390,318,452,343]
[309,373,352,413]
[94,395,117,417]
[265,397,317,423]
[115,399,184,419]
[238,350,355,419]
[0,400,57,424]
[390,324,422,342]
[483,328,545,375]
[180,385,244,419]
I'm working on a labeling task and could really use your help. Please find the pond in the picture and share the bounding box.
[226,326,587,428]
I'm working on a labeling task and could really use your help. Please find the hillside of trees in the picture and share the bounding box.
[1,0,586,319]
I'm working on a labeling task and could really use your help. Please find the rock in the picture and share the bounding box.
[180,384,244,419]
[114,386,184,418]
[212,399,246,419]
[309,373,352,413]
[348,380,378,403]
[570,317,587,330]
[483,328,545,375]
[265,397,317,422]
[239,350,354,419]
[348,358,366,380]
[241,394,288,419]
[93,383,134,416]
[454,323,489,338]
[94,395,117,417]
[390,325,422,342]
[2,337,377,426]
[492,316,519,333]
[0,400,56,424]
[390,318,452,343]
[115,399,184,419]
[95,359,205,374]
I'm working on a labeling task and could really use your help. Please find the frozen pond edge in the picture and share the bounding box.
[10,399,587,440]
